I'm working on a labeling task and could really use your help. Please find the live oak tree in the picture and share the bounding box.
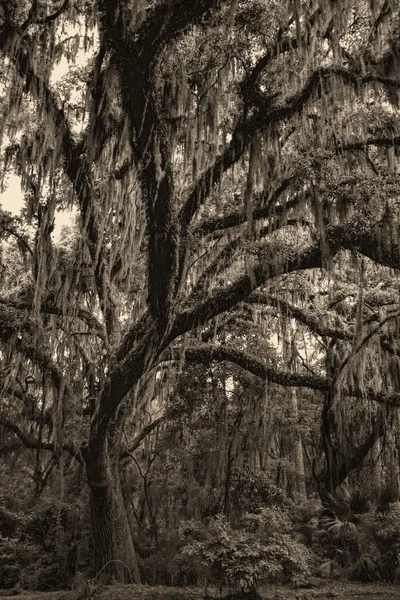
[1,0,400,584]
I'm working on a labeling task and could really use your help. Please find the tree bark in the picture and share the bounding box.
[319,390,385,496]
[82,440,141,584]
[290,389,307,499]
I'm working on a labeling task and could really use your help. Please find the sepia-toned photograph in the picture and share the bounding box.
[0,1,400,599]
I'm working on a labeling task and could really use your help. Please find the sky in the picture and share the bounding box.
[0,33,89,238]
[0,173,23,215]
[0,173,75,239]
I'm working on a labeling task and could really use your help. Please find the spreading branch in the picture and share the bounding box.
[173,216,400,343]
[164,343,400,407]
[180,66,400,239]
[245,293,353,341]
[0,414,82,464]
[120,415,167,460]
[0,297,105,339]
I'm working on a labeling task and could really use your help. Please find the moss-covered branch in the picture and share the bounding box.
[194,178,298,237]
[171,218,400,341]
[0,297,105,339]
[119,415,167,460]
[179,67,400,241]
[0,24,116,342]
[165,343,400,407]
[0,414,82,464]
[245,293,352,341]
[0,305,64,393]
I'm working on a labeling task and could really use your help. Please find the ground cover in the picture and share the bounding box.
[0,582,399,600]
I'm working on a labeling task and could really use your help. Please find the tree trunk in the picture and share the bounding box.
[319,391,385,496]
[82,439,141,584]
[290,388,307,499]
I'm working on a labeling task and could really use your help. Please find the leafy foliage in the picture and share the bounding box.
[294,486,400,583]
[179,510,313,592]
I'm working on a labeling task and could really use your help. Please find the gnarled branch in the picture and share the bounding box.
[0,414,82,464]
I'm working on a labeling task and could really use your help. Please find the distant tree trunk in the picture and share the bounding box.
[320,390,341,493]
[382,428,400,498]
[370,438,383,490]
[290,388,307,499]
[82,437,141,584]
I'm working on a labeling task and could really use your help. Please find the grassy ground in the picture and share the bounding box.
[0,582,399,600]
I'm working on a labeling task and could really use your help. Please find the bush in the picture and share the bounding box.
[230,469,287,514]
[179,509,313,594]
[293,487,400,583]
[366,501,400,582]
[0,496,90,590]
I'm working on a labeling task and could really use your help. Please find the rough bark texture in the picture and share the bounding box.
[319,392,385,494]
[82,442,141,584]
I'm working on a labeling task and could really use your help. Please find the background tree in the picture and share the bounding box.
[0,0,400,585]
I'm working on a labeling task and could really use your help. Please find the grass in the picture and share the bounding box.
[0,582,399,600]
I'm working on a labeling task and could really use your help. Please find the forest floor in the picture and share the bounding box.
[0,582,399,600]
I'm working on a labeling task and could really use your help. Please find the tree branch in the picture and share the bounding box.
[0,297,105,339]
[119,415,166,460]
[166,343,329,390]
[194,178,298,237]
[164,343,400,408]
[170,217,400,342]
[179,67,400,243]
[339,135,400,152]
[0,25,117,343]
[0,414,82,464]
[245,293,352,341]
[0,305,64,392]
[21,0,70,28]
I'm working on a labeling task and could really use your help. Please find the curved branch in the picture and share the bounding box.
[245,293,352,341]
[336,311,400,379]
[119,415,166,460]
[170,236,323,340]
[0,414,82,464]
[170,217,400,342]
[164,344,400,407]
[22,0,70,28]
[0,297,105,339]
[167,343,329,390]
[194,178,298,237]
[239,5,329,109]
[179,66,400,247]
[0,217,34,255]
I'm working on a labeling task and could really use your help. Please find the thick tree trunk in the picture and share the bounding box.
[319,391,385,496]
[82,440,141,584]
[89,473,141,583]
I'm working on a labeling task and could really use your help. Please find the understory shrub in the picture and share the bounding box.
[179,508,313,594]
[293,486,400,582]
[0,497,90,590]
